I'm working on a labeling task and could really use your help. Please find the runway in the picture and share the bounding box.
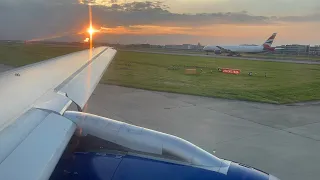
[85,84,320,180]
[1,64,320,180]
[122,49,320,65]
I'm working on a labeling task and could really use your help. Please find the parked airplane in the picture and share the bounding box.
[0,47,279,180]
[203,33,278,56]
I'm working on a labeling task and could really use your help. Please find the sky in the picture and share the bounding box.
[0,0,319,45]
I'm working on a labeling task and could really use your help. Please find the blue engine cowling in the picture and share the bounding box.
[51,152,276,180]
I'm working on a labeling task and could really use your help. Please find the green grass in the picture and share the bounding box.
[1,44,320,104]
[0,44,85,66]
[103,51,320,104]
[243,53,320,61]
[124,47,320,61]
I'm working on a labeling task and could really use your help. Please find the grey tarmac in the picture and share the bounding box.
[85,84,320,180]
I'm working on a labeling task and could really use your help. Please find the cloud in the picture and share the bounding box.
[99,25,194,35]
[0,0,319,42]
[168,0,320,17]
[277,13,320,22]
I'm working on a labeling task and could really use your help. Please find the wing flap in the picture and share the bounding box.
[57,48,117,109]
[0,112,76,180]
[0,109,50,164]
[34,91,72,115]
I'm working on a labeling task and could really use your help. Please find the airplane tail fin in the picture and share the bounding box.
[263,33,277,47]
[263,33,277,51]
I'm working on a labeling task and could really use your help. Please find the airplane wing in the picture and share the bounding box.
[216,46,231,52]
[0,47,117,180]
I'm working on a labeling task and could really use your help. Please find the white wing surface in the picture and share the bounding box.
[0,47,117,180]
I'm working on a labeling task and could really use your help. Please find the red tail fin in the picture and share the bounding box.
[263,33,277,46]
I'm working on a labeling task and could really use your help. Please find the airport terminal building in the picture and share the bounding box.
[275,44,320,55]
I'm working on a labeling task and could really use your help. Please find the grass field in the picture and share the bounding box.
[1,44,320,104]
[0,43,85,66]
[244,53,320,61]
[123,47,320,61]
[103,51,320,104]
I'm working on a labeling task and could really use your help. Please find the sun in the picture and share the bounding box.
[87,27,98,35]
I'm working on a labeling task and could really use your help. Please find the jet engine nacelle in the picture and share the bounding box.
[59,111,279,180]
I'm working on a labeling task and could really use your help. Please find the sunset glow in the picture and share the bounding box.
[84,4,94,114]
[19,0,320,45]
[84,37,89,42]
[96,21,320,45]
[87,27,98,35]
[100,26,193,35]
